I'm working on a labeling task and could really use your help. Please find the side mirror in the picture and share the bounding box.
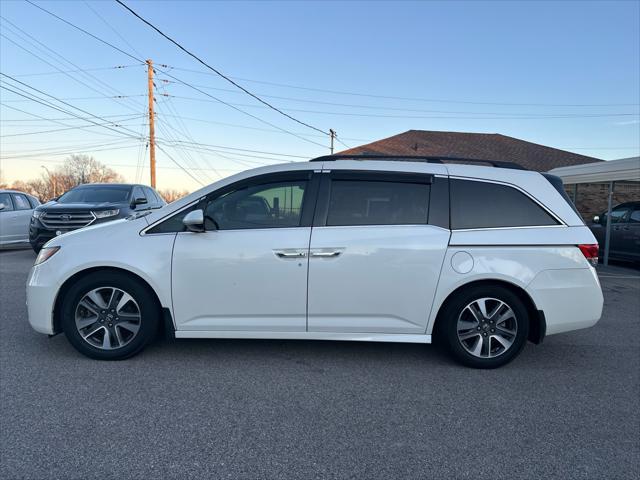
[0,203,6,211]
[131,197,148,209]
[183,209,205,233]
[593,215,600,224]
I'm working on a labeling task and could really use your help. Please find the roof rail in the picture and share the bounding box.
[309,154,527,170]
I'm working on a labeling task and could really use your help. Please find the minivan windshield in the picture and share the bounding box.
[57,186,131,204]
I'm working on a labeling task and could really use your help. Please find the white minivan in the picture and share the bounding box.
[26,156,603,368]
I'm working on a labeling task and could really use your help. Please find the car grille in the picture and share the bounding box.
[40,211,96,230]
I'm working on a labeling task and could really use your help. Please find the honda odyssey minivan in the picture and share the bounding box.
[26,155,603,368]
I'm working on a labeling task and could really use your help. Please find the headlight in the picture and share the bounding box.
[34,246,60,265]
[32,210,43,219]
[92,209,120,219]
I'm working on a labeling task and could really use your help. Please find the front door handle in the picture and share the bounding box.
[310,249,343,258]
[274,249,307,259]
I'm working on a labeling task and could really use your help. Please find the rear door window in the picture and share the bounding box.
[326,178,430,226]
[450,179,558,229]
[11,194,31,210]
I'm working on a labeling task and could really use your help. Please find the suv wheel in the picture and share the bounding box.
[440,285,529,368]
[61,271,159,360]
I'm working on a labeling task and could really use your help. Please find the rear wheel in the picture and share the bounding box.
[60,271,159,360]
[439,285,529,368]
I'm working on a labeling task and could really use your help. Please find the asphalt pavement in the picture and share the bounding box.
[1,248,638,479]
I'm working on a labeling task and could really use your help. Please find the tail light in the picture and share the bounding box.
[578,244,599,267]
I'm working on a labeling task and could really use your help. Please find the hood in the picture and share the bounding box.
[36,201,128,212]
[44,214,150,248]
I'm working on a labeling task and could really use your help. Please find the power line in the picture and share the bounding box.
[165,94,638,120]
[0,116,146,138]
[155,67,328,149]
[82,1,146,60]
[0,17,145,113]
[2,94,146,103]
[156,74,638,116]
[25,0,142,63]
[11,64,144,77]
[23,1,330,150]
[155,143,206,187]
[164,65,640,108]
[115,0,329,136]
[0,73,143,138]
[0,103,136,138]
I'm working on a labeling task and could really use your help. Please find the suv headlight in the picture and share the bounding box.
[92,209,120,219]
[34,246,60,265]
[32,210,43,219]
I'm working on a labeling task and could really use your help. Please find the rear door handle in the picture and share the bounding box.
[310,249,344,258]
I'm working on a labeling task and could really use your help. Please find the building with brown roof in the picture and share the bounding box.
[339,130,602,172]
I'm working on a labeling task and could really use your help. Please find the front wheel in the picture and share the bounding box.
[439,285,529,369]
[60,271,160,360]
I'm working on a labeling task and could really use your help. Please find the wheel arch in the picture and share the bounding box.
[52,266,165,335]
[430,279,546,345]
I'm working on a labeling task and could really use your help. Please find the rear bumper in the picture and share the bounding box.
[526,267,603,335]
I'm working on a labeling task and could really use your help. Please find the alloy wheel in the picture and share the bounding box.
[456,297,518,358]
[74,286,141,350]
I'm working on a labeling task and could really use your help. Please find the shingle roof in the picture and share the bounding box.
[338,130,602,171]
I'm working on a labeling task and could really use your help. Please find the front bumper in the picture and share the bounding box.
[26,262,59,335]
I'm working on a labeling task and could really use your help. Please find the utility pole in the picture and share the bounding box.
[146,59,156,188]
[329,129,336,154]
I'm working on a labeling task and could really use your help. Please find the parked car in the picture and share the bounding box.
[26,156,603,368]
[0,190,41,248]
[589,201,640,263]
[29,183,166,253]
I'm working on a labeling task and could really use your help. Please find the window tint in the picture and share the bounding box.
[601,208,629,224]
[12,194,31,210]
[450,179,558,229]
[204,181,307,230]
[630,209,640,223]
[0,193,13,211]
[146,205,196,234]
[144,187,158,205]
[327,180,429,226]
[28,195,41,208]
[58,186,131,203]
[132,186,147,202]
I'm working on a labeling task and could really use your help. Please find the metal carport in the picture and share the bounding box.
[549,156,640,265]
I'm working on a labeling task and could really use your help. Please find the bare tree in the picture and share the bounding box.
[5,155,125,202]
[157,188,190,203]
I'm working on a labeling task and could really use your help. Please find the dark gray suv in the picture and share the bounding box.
[30,183,166,252]
[589,201,640,263]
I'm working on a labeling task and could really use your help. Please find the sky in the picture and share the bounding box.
[1,0,639,191]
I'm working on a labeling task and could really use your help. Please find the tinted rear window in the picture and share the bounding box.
[58,186,131,204]
[450,179,558,229]
[327,180,430,226]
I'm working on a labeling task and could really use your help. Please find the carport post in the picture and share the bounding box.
[603,181,615,266]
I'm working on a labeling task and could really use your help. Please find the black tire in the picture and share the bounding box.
[60,271,160,360]
[438,285,529,369]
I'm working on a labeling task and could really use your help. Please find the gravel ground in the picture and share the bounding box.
[1,248,638,479]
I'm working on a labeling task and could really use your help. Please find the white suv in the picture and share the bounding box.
[26,156,604,368]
